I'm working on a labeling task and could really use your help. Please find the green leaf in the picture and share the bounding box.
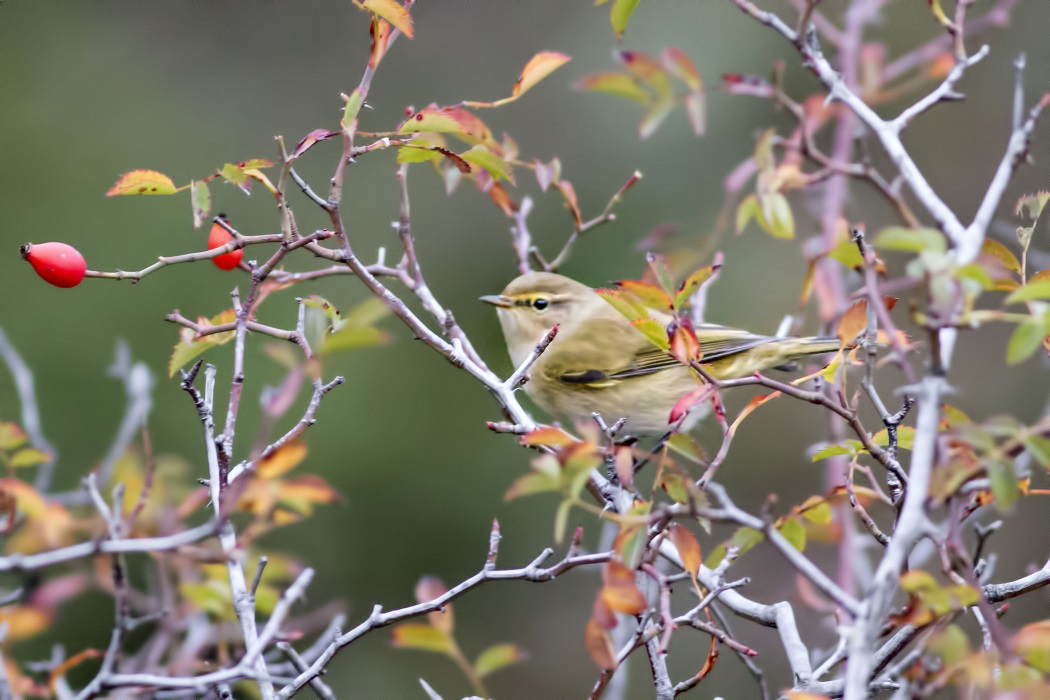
[391,624,452,654]
[811,444,857,462]
[475,643,527,679]
[674,265,717,309]
[1021,434,1050,468]
[596,287,649,321]
[1006,315,1049,364]
[873,226,947,254]
[928,624,971,666]
[987,459,1020,510]
[799,496,833,525]
[397,142,442,165]
[575,72,649,103]
[180,581,235,620]
[460,145,513,183]
[1013,621,1050,674]
[504,470,560,501]
[105,169,178,196]
[190,180,211,229]
[342,297,392,330]
[631,318,670,350]
[873,426,915,451]
[736,194,760,233]
[342,88,364,128]
[763,192,795,239]
[705,526,764,568]
[638,97,674,140]
[828,236,865,270]
[1005,279,1050,303]
[777,518,806,551]
[553,498,573,544]
[8,448,50,468]
[609,0,641,39]
[0,423,28,451]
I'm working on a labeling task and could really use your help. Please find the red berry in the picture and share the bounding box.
[21,242,87,288]
[208,217,243,271]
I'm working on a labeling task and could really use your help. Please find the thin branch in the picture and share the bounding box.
[0,328,58,492]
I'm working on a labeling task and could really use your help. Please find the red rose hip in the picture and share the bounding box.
[208,215,243,271]
[21,242,87,288]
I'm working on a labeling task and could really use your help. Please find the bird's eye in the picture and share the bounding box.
[533,298,550,311]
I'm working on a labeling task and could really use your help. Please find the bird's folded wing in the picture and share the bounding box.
[547,318,775,386]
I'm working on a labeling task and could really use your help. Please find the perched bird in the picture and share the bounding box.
[482,271,840,435]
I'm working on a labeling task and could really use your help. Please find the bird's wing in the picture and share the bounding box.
[545,318,775,386]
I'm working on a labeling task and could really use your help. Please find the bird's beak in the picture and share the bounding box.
[479,294,513,308]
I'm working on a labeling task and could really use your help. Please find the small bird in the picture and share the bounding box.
[482,271,840,435]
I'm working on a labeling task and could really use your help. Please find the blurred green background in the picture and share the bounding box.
[2,1,1049,697]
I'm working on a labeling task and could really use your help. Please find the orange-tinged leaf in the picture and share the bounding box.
[585,618,616,670]
[520,426,576,448]
[415,576,453,633]
[596,287,649,321]
[616,50,672,97]
[369,17,392,69]
[675,264,720,309]
[0,479,47,519]
[276,474,341,507]
[662,48,701,91]
[601,561,647,614]
[670,322,699,364]
[257,440,308,479]
[1013,620,1050,673]
[48,648,103,691]
[799,495,833,524]
[0,423,27,450]
[513,51,571,98]
[106,169,177,196]
[728,392,781,436]
[399,105,492,146]
[556,179,582,229]
[669,386,711,425]
[291,129,340,159]
[486,179,519,216]
[837,299,868,346]
[0,605,51,640]
[667,524,701,577]
[391,624,452,653]
[355,0,412,38]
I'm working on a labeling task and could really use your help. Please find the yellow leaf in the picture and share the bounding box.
[513,51,571,98]
[257,440,308,479]
[355,0,412,38]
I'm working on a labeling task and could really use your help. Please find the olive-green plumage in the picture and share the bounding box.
[482,272,839,434]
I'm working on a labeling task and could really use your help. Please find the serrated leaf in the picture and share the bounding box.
[355,0,412,38]
[475,643,527,679]
[596,287,649,321]
[674,264,718,309]
[460,145,513,183]
[392,624,452,653]
[106,169,177,196]
[631,318,670,350]
[873,226,947,254]
[617,280,672,310]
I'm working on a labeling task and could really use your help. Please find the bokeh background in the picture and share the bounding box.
[2,1,1049,697]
